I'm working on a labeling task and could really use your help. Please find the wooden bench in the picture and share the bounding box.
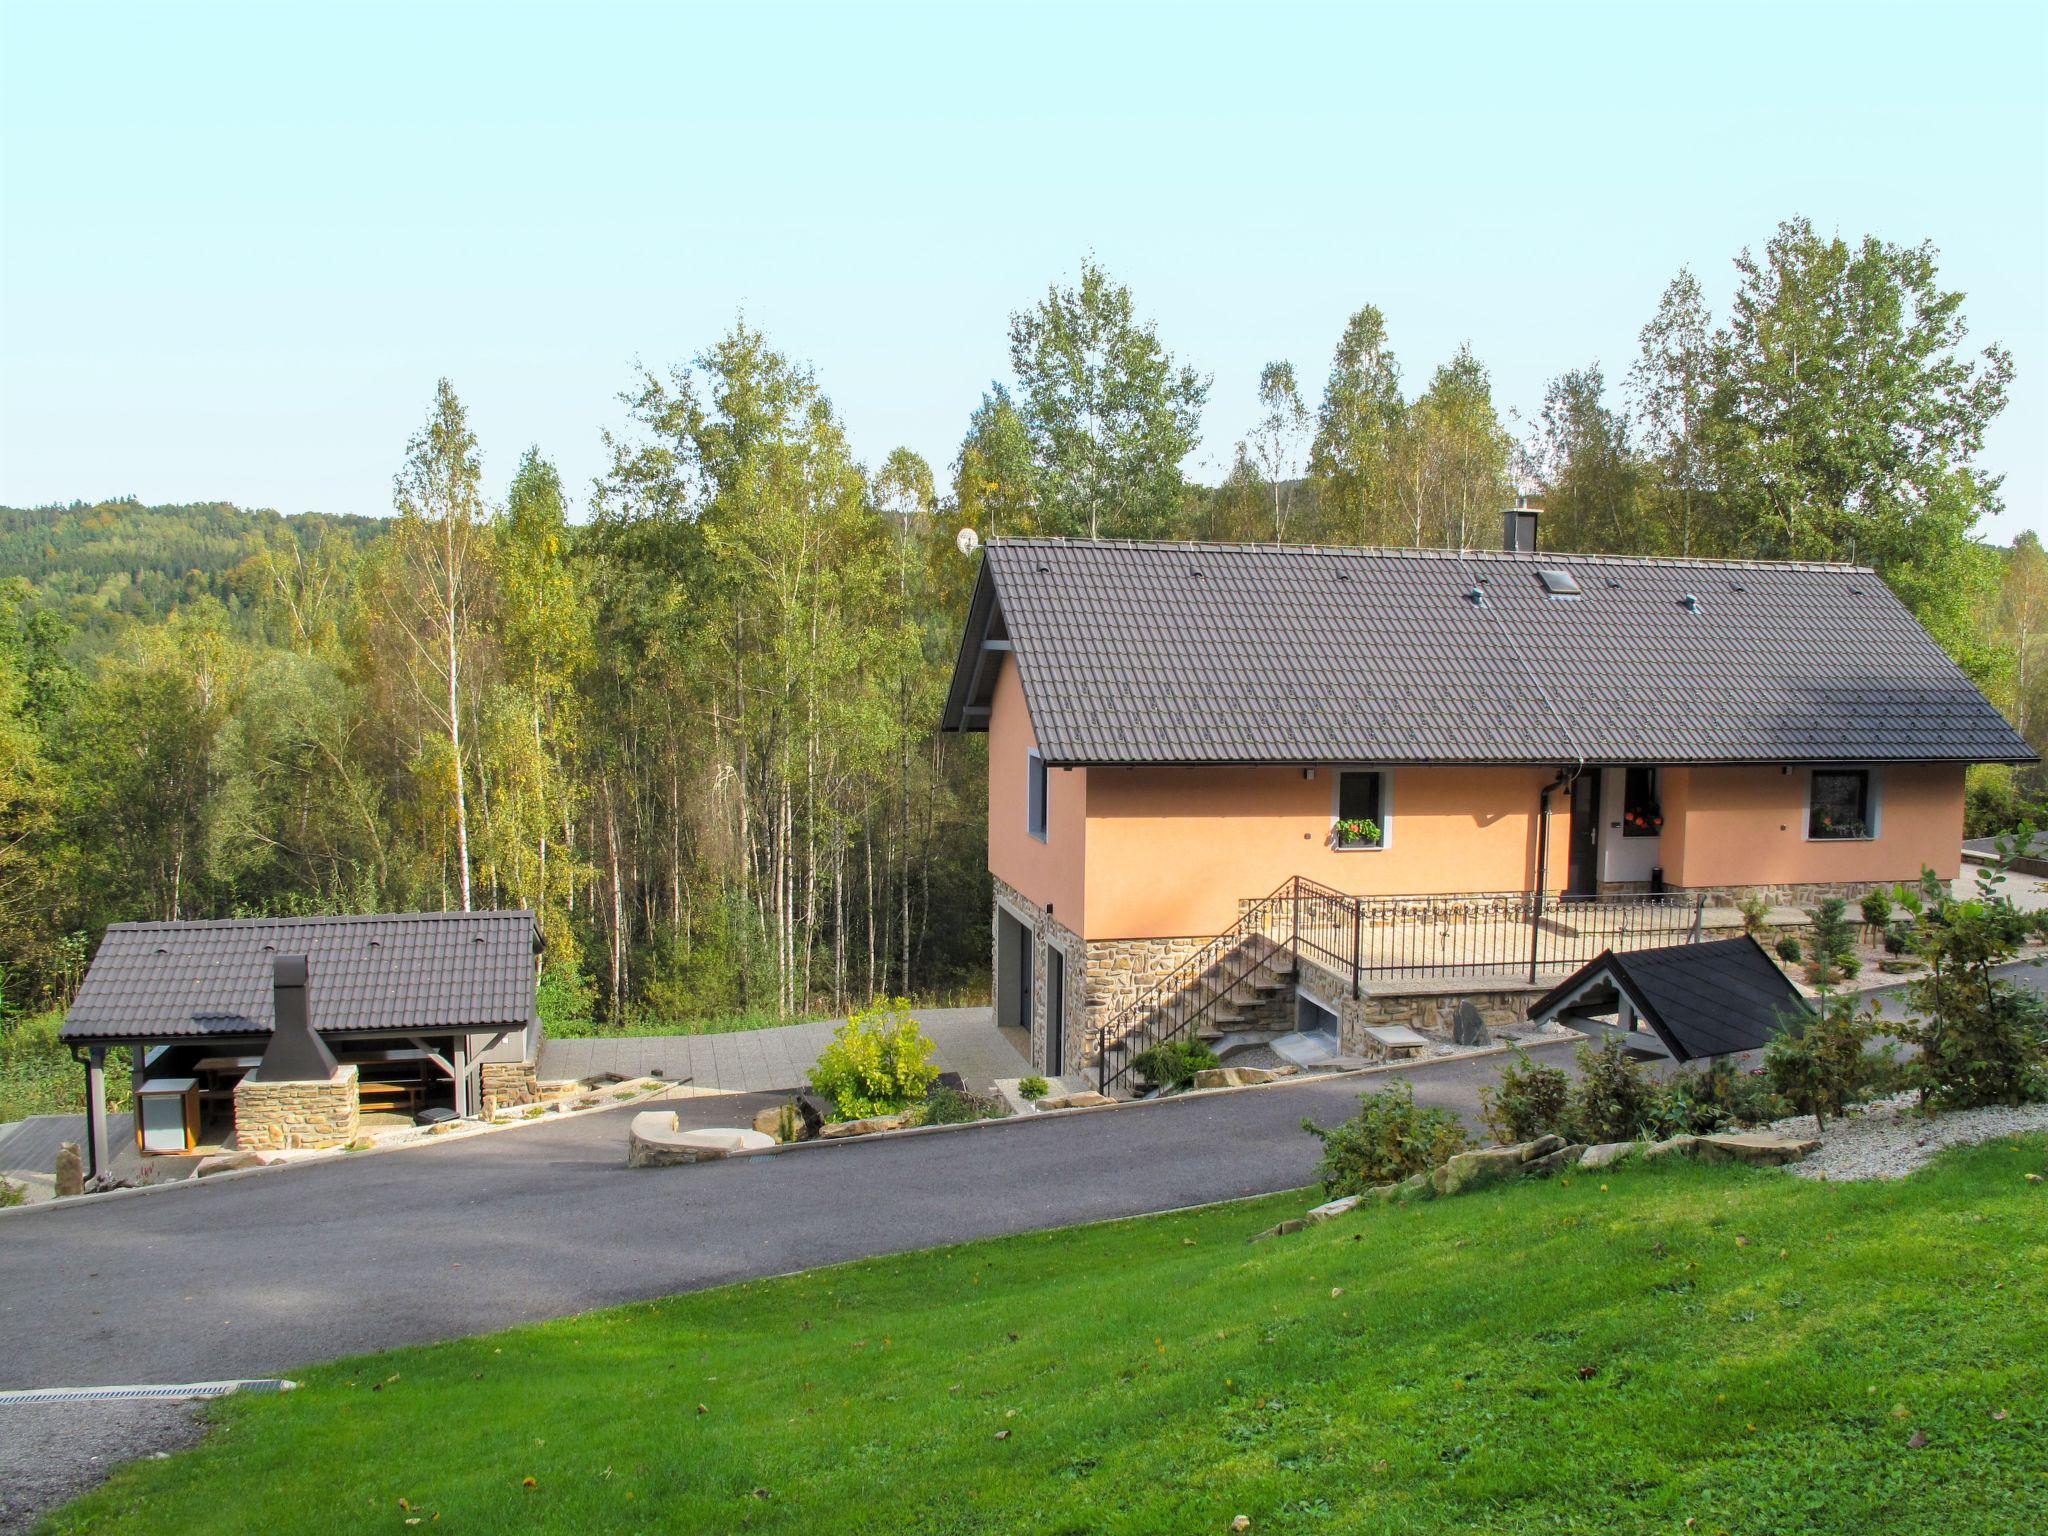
[356,1081,423,1115]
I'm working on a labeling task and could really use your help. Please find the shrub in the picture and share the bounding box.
[921,1086,1006,1125]
[1478,1049,1571,1142]
[1017,1075,1050,1102]
[808,998,940,1120]
[773,1100,803,1143]
[1663,1058,1788,1132]
[1883,922,1914,957]
[1774,934,1802,963]
[1763,993,1880,1131]
[1736,892,1771,937]
[1301,1082,1469,1197]
[1130,1039,1220,1094]
[1859,889,1893,927]
[1567,1039,1676,1144]
[1802,898,1861,985]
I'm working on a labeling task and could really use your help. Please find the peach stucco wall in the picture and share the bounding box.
[1659,763,1965,890]
[986,656,1087,931]
[1083,764,1566,939]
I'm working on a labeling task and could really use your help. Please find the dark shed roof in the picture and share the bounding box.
[61,911,542,1044]
[940,538,2035,766]
[1529,936,1812,1062]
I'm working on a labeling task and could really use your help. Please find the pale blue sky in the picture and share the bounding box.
[3,0,2044,540]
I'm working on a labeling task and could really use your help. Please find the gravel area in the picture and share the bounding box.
[1768,1092,2048,1181]
[0,1400,204,1534]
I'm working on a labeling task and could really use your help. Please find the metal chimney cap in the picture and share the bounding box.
[272,954,308,987]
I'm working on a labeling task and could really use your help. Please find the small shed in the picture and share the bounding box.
[1527,936,1811,1062]
[60,910,543,1184]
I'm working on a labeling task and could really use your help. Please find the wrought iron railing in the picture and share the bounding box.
[1093,879,1711,1095]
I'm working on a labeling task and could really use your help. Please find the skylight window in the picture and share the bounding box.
[1536,569,1581,599]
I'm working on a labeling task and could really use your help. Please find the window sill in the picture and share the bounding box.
[1333,843,1388,853]
[1804,833,1876,843]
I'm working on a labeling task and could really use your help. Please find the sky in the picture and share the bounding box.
[2,0,2044,541]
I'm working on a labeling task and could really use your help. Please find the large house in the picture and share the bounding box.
[940,516,2034,1087]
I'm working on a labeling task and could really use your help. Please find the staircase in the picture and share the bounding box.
[1094,878,1327,1096]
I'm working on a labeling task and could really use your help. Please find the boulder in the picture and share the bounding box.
[1249,1218,1306,1243]
[1192,1066,1281,1090]
[1516,1134,1567,1161]
[753,1104,805,1142]
[1396,1171,1436,1200]
[1304,1194,1362,1224]
[1036,1091,1115,1110]
[818,1111,916,1139]
[1694,1132,1818,1167]
[1642,1134,1704,1161]
[196,1151,266,1178]
[1521,1144,1587,1178]
[628,1112,775,1167]
[1579,1141,1639,1171]
[1367,1181,1402,1203]
[54,1141,84,1199]
[1431,1145,1530,1197]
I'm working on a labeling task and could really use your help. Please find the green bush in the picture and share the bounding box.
[0,1012,132,1122]
[1802,898,1861,985]
[1774,934,1802,963]
[808,998,939,1120]
[1130,1038,1220,1094]
[1663,1058,1788,1133]
[1478,1049,1570,1142]
[1764,994,1880,1131]
[1736,892,1771,937]
[1567,1039,1676,1144]
[921,1086,1007,1125]
[1301,1082,1469,1197]
[1017,1075,1050,1102]
[1859,889,1893,927]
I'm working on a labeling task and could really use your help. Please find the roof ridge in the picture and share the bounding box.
[984,536,1875,574]
[105,909,538,933]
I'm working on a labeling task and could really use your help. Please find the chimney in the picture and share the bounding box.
[1503,500,1540,553]
[250,953,340,1082]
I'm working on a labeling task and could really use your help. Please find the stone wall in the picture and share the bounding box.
[993,875,1090,1078]
[1294,953,1544,1058]
[480,1061,540,1114]
[234,1066,360,1151]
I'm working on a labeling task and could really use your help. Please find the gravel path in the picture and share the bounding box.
[1767,1092,2048,1181]
[0,1401,203,1533]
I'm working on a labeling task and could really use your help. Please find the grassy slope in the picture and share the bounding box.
[49,1142,2048,1536]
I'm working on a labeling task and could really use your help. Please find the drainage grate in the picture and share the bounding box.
[0,1379,296,1406]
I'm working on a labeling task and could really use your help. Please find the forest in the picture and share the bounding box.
[0,216,2040,1032]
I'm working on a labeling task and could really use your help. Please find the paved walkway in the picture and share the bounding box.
[536,1005,1029,1094]
[0,1113,143,1200]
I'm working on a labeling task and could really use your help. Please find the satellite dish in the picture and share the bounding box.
[956,527,981,557]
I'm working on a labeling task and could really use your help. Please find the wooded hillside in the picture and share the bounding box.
[0,220,2037,1031]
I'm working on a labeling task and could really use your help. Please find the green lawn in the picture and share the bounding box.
[50,1141,2048,1535]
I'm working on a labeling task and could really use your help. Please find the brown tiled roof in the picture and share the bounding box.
[942,538,2034,766]
[60,910,541,1043]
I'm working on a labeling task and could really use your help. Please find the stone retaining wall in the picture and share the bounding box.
[480,1061,540,1113]
[234,1066,360,1151]
[1294,953,1545,1057]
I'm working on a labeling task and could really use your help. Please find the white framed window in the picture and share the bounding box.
[1806,767,1880,841]
[1331,767,1392,850]
[1027,749,1048,842]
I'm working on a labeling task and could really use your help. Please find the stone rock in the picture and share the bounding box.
[196,1151,266,1178]
[818,1111,916,1139]
[1521,1145,1587,1178]
[1,1175,25,1205]
[753,1105,801,1141]
[1192,1066,1280,1090]
[1367,1181,1402,1203]
[54,1141,84,1199]
[629,1113,776,1167]
[1451,1000,1491,1047]
[1036,1091,1115,1110]
[1305,1194,1362,1224]
[1397,1171,1436,1200]
[1432,1145,1529,1197]
[1580,1141,1639,1170]
[1249,1218,1306,1242]
[1516,1134,1567,1161]
[1643,1134,1703,1161]
[1693,1132,1818,1167]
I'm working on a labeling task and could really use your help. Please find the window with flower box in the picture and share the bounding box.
[1622,766,1663,838]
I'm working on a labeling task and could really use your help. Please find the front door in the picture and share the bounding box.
[1018,926,1034,1047]
[1045,947,1065,1078]
[1565,769,1602,899]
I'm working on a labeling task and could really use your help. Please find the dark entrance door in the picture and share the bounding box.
[1045,947,1065,1078]
[1565,769,1602,898]
[1018,927,1034,1047]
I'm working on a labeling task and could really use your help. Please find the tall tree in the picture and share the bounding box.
[1243,361,1310,539]
[1628,268,1713,555]
[1007,258,1209,539]
[1524,366,1647,553]
[1400,346,1512,549]
[384,379,489,910]
[1309,304,1406,544]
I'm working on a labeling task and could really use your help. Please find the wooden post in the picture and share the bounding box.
[85,1046,110,1183]
[450,1036,470,1118]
